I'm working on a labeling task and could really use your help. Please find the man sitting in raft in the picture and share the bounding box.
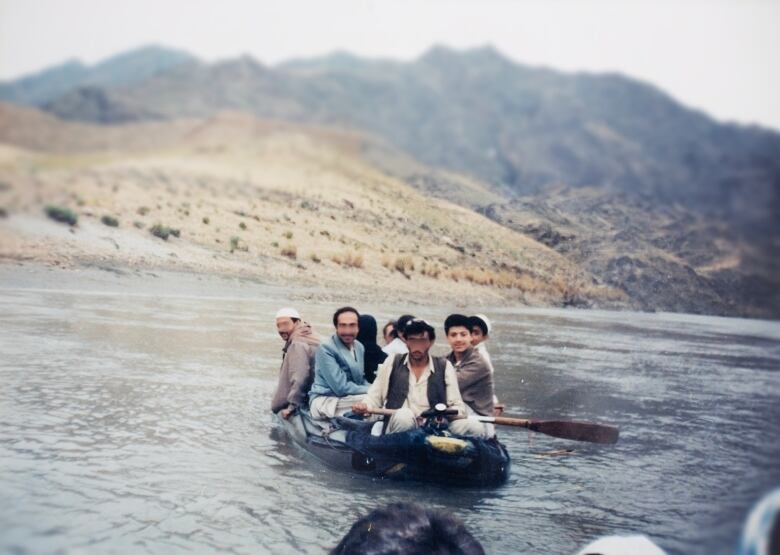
[352,319,484,437]
[469,314,502,416]
[309,306,369,419]
[469,314,494,373]
[445,314,496,422]
[271,307,320,420]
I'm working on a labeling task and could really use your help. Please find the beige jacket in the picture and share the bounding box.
[271,322,320,413]
[447,346,495,416]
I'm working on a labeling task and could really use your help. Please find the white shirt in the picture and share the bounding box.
[365,354,467,417]
[382,337,408,356]
[476,342,494,373]
[476,342,499,405]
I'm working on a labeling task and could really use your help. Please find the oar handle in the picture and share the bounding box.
[363,406,459,418]
[364,407,396,417]
[477,415,531,427]
[366,408,532,426]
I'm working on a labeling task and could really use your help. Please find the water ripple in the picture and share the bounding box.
[0,287,778,554]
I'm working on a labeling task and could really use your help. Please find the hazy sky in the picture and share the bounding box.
[1,0,778,130]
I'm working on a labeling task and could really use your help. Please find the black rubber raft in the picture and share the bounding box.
[277,410,511,487]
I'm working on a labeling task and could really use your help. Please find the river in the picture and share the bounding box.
[1,265,778,554]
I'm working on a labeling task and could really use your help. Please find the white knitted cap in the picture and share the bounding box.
[473,313,492,334]
[574,535,667,555]
[275,307,301,320]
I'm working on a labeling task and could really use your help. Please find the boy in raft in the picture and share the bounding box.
[445,314,497,435]
[469,313,503,415]
[469,314,494,373]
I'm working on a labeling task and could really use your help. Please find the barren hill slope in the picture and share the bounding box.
[0,104,621,307]
[36,46,780,232]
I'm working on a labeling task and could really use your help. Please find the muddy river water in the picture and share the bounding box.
[1,266,778,554]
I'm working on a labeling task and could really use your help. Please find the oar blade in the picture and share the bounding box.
[529,420,619,444]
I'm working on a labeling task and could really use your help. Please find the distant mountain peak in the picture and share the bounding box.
[212,54,268,74]
[86,45,199,81]
[0,44,199,107]
[417,44,509,66]
[48,58,87,73]
[321,50,364,63]
[0,59,87,87]
[95,44,197,65]
[278,50,398,74]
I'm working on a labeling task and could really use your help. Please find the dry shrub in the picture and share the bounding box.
[230,236,248,253]
[343,251,364,268]
[45,205,78,226]
[150,224,180,240]
[596,286,629,302]
[446,266,547,293]
[513,273,543,293]
[462,268,494,286]
[420,262,441,279]
[549,276,570,295]
[576,283,629,303]
[393,256,414,275]
[281,244,297,259]
[332,250,364,268]
[101,215,119,227]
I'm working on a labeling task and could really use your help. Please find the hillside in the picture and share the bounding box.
[482,189,779,315]
[35,46,780,229]
[1,44,778,317]
[0,104,621,307]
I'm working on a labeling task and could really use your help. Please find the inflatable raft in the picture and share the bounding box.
[277,409,511,487]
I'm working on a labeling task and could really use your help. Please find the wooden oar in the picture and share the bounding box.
[472,415,619,444]
[360,406,619,444]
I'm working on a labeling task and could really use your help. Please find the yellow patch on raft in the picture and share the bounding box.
[385,463,407,475]
[426,436,469,454]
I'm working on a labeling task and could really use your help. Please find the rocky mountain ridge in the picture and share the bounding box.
[1,45,778,317]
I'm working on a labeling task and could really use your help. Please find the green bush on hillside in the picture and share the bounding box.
[150,224,180,241]
[45,205,78,226]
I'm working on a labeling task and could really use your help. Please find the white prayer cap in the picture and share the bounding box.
[275,307,301,320]
[738,487,780,555]
[574,535,667,555]
[473,313,492,335]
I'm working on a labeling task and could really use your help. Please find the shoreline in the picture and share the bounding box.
[2,260,778,329]
[0,211,556,309]
[0,257,508,309]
